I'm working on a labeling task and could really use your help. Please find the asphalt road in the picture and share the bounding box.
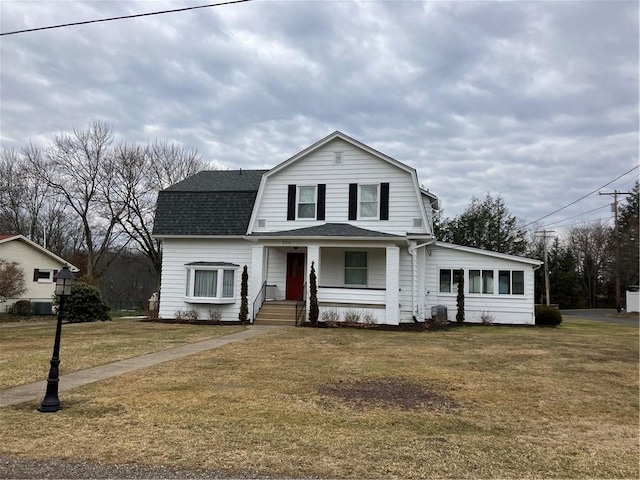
[561,308,639,327]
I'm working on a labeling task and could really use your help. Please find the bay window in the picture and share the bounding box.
[185,262,238,303]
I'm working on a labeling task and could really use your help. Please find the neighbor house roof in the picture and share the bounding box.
[0,234,79,271]
[152,169,268,237]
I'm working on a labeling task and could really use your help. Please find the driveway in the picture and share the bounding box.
[561,309,639,327]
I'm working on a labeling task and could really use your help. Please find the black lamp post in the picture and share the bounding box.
[39,265,75,413]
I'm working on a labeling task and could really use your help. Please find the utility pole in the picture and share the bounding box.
[599,190,633,312]
[535,229,555,306]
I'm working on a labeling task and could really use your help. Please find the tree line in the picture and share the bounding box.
[1,120,638,310]
[0,121,207,306]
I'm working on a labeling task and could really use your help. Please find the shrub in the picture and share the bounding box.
[343,309,361,324]
[456,269,465,324]
[480,311,494,325]
[59,281,110,323]
[238,265,248,324]
[535,306,563,326]
[175,309,199,322]
[309,261,319,326]
[320,308,340,326]
[11,300,32,316]
[209,309,222,323]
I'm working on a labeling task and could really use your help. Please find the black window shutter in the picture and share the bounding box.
[317,184,326,220]
[380,182,389,220]
[348,184,357,220]
[287,185,296,220]
[33,269,39,281]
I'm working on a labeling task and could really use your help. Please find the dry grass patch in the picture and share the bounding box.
[0,319,246,388]
[0,319,637,479]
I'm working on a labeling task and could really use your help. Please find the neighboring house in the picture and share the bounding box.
[152,131,542,325]
[0,234,79,314]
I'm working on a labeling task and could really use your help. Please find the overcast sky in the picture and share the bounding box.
[1,0,638,236]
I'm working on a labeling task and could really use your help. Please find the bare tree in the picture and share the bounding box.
[0,259,26,299]
[111,140,207,278]
[569,221,612,308]
[27,121,127,278]
[0,146,81,257]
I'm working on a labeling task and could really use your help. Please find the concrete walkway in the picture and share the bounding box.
[0,325,283,407]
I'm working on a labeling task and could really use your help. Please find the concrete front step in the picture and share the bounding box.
[255,301,302,325]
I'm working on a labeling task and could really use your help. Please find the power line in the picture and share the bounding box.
[522,165,639,228]
[543,204,611,228]
[0,0,253,36]
[550,215,614,230]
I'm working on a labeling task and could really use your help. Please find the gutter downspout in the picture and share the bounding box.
[408,238,437,320]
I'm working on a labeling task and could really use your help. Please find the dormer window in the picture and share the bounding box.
[297,186,316,219]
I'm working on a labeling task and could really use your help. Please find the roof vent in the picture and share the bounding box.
[257,219,266,228]
[413,218,423,228]
[334,152,343,165]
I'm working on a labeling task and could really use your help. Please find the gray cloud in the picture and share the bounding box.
[1,0,637,234]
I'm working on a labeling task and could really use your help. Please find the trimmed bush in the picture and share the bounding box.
[535,306,563,326]
[58,281,110,323]
[11,300,32,316]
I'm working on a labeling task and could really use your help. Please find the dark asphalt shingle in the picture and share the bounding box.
[251,223,401,238]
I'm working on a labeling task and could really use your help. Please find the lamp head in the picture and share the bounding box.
[55,265,75,297]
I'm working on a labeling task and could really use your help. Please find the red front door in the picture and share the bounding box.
[286,252,305,300]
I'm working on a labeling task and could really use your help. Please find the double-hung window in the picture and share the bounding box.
[185,262,238,303]
[499,270,524,295]
[297,186,316,219]
[345,252,367,286]
[359,185,379,219]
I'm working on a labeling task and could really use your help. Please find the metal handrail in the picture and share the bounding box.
[252,281,267,323]
[295,282,307,326]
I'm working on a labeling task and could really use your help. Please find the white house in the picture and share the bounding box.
[152,131,542,325]
[0,234,79,314]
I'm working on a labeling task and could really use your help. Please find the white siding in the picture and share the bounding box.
[252,138,429,236]
[425,245,538,325]
[159,238,253,321]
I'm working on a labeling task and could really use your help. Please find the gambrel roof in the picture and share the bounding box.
[152,170,268,237]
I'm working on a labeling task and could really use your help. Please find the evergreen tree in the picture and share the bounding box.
[309,261,319,326]
[456,269,465,323]
[238,265,248,324]
[439,193,527,255]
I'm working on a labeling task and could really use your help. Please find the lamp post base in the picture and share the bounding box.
[38,359,61,413]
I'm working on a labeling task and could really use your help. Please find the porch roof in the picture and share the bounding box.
[248,223,403,239]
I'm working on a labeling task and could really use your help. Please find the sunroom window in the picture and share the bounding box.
[439,269,462,293]
[185,262,238,303]
[499,270,525,295]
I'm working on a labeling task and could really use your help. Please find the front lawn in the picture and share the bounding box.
[0,319,637,478]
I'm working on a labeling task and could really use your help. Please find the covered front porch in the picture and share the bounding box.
[249,241,402,325]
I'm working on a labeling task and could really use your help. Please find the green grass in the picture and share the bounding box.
[0,318,637,478]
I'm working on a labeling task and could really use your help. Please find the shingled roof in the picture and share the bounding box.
[152,169,268,237]
[250,223,402,238]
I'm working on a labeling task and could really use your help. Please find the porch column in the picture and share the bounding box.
[249,244,265,319]
[306,245,320,304]
[385,245,400,325]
